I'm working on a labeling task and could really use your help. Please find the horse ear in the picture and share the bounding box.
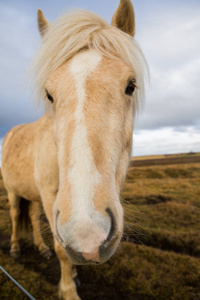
[37,9,50,36]
[111,0,135,37]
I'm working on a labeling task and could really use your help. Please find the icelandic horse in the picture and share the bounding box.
[1,0,147,299]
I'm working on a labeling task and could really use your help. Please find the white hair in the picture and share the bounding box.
[29,9,148,110]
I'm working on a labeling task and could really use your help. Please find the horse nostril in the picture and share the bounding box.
[105,208,116,242]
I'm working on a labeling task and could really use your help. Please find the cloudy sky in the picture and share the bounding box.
[0,0,200,161]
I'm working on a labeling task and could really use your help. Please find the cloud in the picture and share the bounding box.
[0,2,42,128]
[0,1,199,156]
[133,126,200,156]
[137,4,200,67]
[136,58,200,130]
[135,4,200,132]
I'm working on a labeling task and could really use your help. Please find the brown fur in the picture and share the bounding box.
[37,8,50,36]
[1,2,147,299]
[111,0,135,36]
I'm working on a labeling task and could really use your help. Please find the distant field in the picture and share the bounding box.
[0,153,200,299]
[131,152,200,166]
[133,152,200,161]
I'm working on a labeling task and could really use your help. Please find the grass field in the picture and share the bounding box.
[0,153,200,299]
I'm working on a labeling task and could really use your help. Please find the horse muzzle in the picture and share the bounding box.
[54,207,122,265]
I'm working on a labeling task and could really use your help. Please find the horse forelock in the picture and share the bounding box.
[29,9,148,112]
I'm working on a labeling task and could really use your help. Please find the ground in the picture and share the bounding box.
[0,153,200,299]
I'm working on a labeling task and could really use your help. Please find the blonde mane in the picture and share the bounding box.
[30,9,148,109]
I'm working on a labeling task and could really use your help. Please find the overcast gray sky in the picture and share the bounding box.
[0,0,200,159]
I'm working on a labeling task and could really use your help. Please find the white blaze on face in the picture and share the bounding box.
[66,50,110,252]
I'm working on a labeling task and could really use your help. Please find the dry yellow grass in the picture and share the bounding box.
[1,156,200,299]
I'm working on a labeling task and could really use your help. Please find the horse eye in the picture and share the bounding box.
[46,91,54,103]
[125,81,136,96]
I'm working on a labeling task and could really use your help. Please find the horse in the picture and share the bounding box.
[1,0,147,299]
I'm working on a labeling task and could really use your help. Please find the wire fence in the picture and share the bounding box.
[0,266,36,300]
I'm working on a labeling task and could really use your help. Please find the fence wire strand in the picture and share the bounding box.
[0,266,36,300]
